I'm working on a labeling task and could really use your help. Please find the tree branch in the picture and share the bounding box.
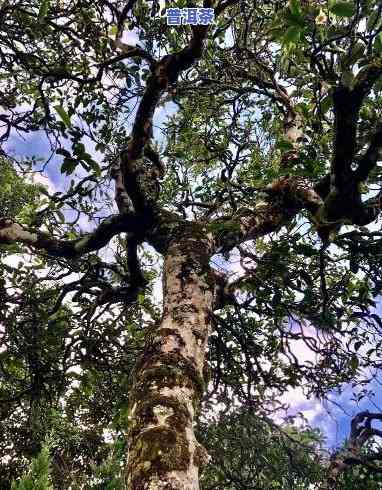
[0,213,141,258]
[212,176,323,252]
[354,123,382,182]
[119,23,211,214]
[323,411,382,489]
[323,60,382,223]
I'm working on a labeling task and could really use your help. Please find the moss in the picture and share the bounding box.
[127,388,195,488]
[133,394,191,433]
[128,426,191,488]
[193,443,210,467]
[132,352,205,404]
[152,404,174,423]
[155,328,186,348]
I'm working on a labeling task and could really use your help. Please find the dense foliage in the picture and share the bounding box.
[2,0,382,488]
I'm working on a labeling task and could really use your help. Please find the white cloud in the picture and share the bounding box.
[30,171,56,194]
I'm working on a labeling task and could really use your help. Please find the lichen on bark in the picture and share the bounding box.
[126,234,214,489]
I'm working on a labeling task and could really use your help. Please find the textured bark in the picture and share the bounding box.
[0,214,140,258]
[321,448,359,490]
[320,412,382,489]
[126,232,214,489]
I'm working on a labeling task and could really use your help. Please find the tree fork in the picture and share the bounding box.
[126,232,214,489]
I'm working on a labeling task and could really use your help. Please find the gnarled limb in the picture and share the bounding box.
[0,213,140,258]
[211,176,324,252]
[323,411,382,489]
[354,123,382,182]
[119,25,210,214]
[321,60,382,224]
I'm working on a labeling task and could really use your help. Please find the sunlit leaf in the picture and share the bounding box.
[329,2,356,18]
[37,0,50,22]
[54,105,71,128]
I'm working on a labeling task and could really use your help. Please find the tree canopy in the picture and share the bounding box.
[2,0,382,488]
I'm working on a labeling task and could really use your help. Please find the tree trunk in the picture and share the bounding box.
[126,233,214,489]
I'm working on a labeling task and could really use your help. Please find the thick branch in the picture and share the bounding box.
[331,86,360,189]
[212,176,323,252]
[323,411,382,489]
[332,60,382,185]
[0,214,140,258]
[323,61,382,223]
[119,25,209,214]
[354,123,382,182]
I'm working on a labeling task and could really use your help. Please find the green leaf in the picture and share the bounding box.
[11,445,52,490]
[289,0,301,16]
[374,32,382,53]
[341,70,355,88]
[295,243,317,257]
[56,148,71,158]
[61,158,77,175]
[329,2,356,18]
[367,9,381,31]
[73,142,86,157]
[80,154,101,176]
[276,139,294,151]
[354,340,362,351]
[109,25,118,37]
[285,10,305,28]
[37,0,50,22]
[283,25,301,45]
[54,105,71,128]
[55,210,66,223]
[350,354,359,371]
[320,95,333,114]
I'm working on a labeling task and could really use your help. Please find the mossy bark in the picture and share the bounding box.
[126,235,213,489]
[321,446,360,490]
